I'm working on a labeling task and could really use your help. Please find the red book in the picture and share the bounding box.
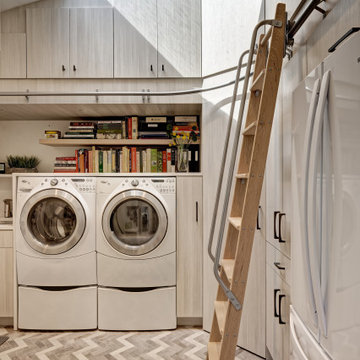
[79,152,85,173]
[127,117,132,139]
[75,150,79,173]
[131,147,137,173]
[162,151,167,173]
[173,125,199,131]
[56,156,76,161]
[84,150,88,173]
[53,169,76,173]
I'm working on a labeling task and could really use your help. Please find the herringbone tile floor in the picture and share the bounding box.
[0,327,262,360]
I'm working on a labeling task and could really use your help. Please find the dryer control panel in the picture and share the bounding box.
[71,178,96,193]
[151,178,176,194]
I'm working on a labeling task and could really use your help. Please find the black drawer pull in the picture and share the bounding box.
[150,64,153,71]
[73,65,77,71]
[328,27,360,53]
[274,211,280,239]
[162,64,165,71]
[274,262,285,270]
[196,201,199,222]
[279,294,286,324]
[274,289,280,318]
[256,206,261,230]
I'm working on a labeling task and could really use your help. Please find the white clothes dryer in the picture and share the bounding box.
[96,176,176,330]
[15,175,97,330]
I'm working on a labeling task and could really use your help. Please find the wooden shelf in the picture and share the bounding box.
[39,138,178,147]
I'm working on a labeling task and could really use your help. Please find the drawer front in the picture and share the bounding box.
[266,241,291,288]
[0,230,13,248]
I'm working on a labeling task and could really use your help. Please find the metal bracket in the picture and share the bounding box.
[25,89,29,102]
[95,89,99,103]
[142,89,146,103]
[147,89,151,103]
[225,289,242,311]
[272,20,283,28]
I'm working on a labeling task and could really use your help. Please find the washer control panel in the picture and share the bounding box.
[71,178,96,193]
[151,178,176,194]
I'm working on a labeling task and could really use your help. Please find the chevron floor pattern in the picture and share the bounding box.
[0,327,262,360]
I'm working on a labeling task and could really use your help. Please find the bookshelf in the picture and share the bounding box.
[39,139,200,147]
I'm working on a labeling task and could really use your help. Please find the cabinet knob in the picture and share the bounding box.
[278,294,286,325]
[150,64,153,72]
[62,65,66,71]
[161,64,165,71]
[73,65,77,71]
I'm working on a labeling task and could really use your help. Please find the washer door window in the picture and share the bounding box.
[20,189,86,255]
[102,190,167,256]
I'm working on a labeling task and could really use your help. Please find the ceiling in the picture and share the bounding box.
[0,0,39,12]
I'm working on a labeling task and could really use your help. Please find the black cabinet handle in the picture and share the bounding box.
[256,206,261,230]
[328,27,360,53]
[279,294,286,324]
[62,65,66,71]
[196,201,199,222]
[278,213,286,243]
[161,64,165,71]
[150,64,153,72]
[73,65,77,71]
[274,289,280,317]
[274,262,285,270]
[274,211,280,239]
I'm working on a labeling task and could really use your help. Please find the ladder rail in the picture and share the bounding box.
[207,48,250,263]
[212,18,283,310]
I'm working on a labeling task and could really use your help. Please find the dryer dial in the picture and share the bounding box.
[50,179,58,186]
[131,179,139,187]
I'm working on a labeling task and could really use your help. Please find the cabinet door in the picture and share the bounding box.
[0,231,13,317]
[0,34,26,78]
[26,8,69,78]
[69,8,113,78]
[176,176,202,319]
[157,0,201,77]
[114,0,157,78]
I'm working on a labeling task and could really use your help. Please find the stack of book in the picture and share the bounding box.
[96,117,139,139]
[71,146,176,173]
[138,117,170,139]
[44,130,61,139]
[63,122,96,139]
[172,116,199,136]
[53,157,77,173]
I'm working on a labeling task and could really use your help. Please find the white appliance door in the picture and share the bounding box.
[291,65,322,339]
[290,306,331,360]
[320,32,360,360]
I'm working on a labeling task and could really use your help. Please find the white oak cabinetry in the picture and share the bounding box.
[0,230,13,321]
[176,176,202,324]
[0,33,26,78]
[69,8,113,78]
[26,8,113,78]
[114,0,158,78]
[26,8,70,78]
[266,243,290,360]
[157,0,201,77]
[114,0,201,78]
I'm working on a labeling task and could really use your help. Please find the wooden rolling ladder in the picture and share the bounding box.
[207,4,286,360]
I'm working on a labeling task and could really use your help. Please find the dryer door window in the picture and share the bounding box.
[20,189,86,255]
[102,190,168,256]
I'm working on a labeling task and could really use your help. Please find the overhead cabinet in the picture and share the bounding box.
[114,0,201,78]
[26,8,113,78]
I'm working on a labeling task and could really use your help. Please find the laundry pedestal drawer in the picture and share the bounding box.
[98,286,176,330]
[18,286,97,330]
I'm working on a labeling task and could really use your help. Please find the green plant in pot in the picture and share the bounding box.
[6,155,40,173]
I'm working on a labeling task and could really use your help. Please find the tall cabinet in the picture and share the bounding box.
[176,176,203,324]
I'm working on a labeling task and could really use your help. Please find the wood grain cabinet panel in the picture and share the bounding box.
[69,8,113,78]
[0,230,13,318]
[26,8,69,78]
[176,176,203,320]
[157,0,201,77]
[0,33,26,78]
[114,0,157,78]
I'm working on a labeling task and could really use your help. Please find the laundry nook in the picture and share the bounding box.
[0,0,359,359]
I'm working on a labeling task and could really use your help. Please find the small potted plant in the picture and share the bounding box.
[169,126,199,172]
[6,155,40,173]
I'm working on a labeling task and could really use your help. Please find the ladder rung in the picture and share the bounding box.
[242,121,257,136]
[221,259,235,282]
[235,173,249,179]
[250,69,265,92]
[228,217,242,230]
[214,300,228,334]
[208,341,221,360]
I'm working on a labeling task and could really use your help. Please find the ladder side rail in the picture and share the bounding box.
[212,18,283,310]
[208,49,250,263]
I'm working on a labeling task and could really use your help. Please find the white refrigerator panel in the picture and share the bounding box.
[291,65,322,340]
[320,32,360,360]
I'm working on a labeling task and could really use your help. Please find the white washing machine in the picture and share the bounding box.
[15,175,97,330]
[97,176,176,330]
